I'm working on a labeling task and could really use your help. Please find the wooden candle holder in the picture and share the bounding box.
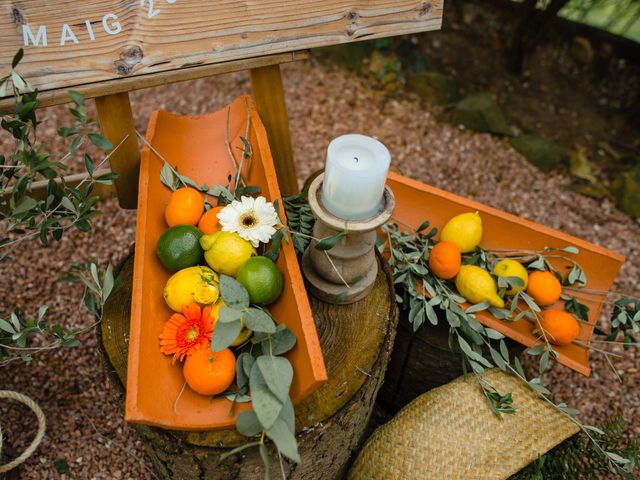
[302,173,395,304]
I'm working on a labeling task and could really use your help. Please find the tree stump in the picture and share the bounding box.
[379,312,525,413]
[99,251,397,480]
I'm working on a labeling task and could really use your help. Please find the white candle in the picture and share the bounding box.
[322,134,391,221]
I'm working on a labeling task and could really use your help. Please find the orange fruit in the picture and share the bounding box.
[198,206,224,235]
[428,241,461,280]
[526,271,562,306]
[165,187,204,227]
[538,309,580,346]
[183,347,236,396]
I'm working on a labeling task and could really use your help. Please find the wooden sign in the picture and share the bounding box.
[0,1,443,96]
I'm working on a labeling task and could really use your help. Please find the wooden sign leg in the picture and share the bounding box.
[95,92,140,209]
[249,64,299,195]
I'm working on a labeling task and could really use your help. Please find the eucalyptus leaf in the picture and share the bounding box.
[250,365,283,429]
[211,319,242,352]
[256,355,293,404]
[236,410,263,437]
[244,308,276,334]
[219,306,242,324]
[269,328,297,355]
[223,392,252,403]
[278,397,295,433]
[251,383,283,430]
[219,275,250,309]
[266,418,301,463]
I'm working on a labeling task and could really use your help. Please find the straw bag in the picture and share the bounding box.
[349,369,579,480]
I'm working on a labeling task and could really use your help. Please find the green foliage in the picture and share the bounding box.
[282,191,314,256]
[511,413,640,479]
[0,50,122,362]
[0,261,118,366]
[383,219,636,475]
[599,299,640,350]
[1,50,117,260]
[215,274,299,476]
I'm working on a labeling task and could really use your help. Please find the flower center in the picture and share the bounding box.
[185,327,199,342]
[240,212,258,228]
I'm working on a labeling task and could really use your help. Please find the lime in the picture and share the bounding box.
[157,225,203,273]
[236,256,283,306]
[200,231,256,277]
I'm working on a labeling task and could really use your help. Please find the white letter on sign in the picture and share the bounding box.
[22,25,48,47]
[141,0,161,18]
[60,24,79,45]
[102,13,122,35]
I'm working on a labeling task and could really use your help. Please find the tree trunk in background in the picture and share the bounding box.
[506,0,571,74]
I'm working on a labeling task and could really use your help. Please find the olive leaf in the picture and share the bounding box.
[314,231,345,251]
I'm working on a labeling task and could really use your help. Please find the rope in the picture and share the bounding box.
[0,390,46,473]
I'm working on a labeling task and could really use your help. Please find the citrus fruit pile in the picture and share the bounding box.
[156,187,284,396]
[427,211,581,347]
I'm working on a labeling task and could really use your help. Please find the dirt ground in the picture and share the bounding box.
[1,53,639,478]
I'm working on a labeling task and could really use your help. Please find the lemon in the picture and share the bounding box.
[200,231,256,277]
[492,259,528,295]
[455,265,504,308]
[163,266,219,312]
[440,212,483,253]
[236,256,283,306]
[210,299,253,346]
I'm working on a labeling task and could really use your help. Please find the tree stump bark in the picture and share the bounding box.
[99,251,397,480]
[379,312,526,413]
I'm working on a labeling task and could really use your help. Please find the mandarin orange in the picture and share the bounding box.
[165,187,204,227]
[198,206,224,235]
[526,271,562,306]
[183,347,236,396]
[428,241,462,280]
[538,309,580,346]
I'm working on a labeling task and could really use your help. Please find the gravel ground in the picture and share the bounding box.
[1,57,639,479]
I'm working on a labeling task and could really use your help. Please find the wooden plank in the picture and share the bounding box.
[1,1,443,96]
[94,92,140,209]
[1,169,115,203]
[250,64,299,195]
[0,51,307,114]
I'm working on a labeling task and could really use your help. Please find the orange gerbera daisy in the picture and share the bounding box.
[159,304,214,363]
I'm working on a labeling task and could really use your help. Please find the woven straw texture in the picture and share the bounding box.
[349,369,579,480]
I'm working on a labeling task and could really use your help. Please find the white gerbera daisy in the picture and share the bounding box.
[217,196,279,247]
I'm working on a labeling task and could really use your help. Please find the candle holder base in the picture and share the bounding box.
[301,249,378,304]
[301,173,394,305]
